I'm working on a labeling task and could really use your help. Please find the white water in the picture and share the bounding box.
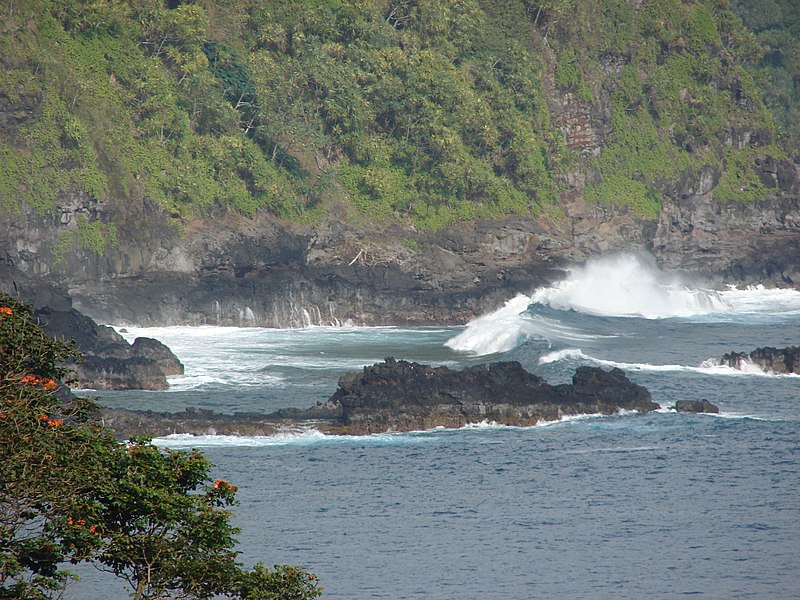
[537,348,799,378]
[531,253,732,318]
[447,253,800,356]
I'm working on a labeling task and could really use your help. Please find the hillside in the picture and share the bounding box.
[1,0,799,326]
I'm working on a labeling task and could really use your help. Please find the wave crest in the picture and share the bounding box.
[532,254,730,318]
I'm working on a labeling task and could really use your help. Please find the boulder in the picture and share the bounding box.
[130,337,185,376]
[73,356,170,391]
[674,399,720,414]
[0,264,183,389]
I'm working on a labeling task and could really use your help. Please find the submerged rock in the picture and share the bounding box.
[719,346,799,374]
[674,399,720,414]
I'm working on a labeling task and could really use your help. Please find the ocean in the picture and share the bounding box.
[69,254,799,599]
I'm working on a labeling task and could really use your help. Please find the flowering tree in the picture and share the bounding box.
[0,293,320,599]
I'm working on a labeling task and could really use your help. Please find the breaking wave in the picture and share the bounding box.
[538,348,799,378]
[446,253,799,356]
[532,253,731,318]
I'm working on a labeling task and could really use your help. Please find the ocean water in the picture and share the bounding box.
[69,254,799,599]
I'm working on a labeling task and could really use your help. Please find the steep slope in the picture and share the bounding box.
[1,0,799,325]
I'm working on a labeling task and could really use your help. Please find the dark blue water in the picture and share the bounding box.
[68,266,800,599]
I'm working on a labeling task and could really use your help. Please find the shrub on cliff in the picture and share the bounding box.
[0,293,320,599]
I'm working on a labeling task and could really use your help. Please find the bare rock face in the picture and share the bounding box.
[719,346,800,375]
[321,358,659,435]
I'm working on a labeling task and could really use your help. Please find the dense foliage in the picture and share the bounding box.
[0,293,321,599]
[731,0,800,142]
[0,0,793,234]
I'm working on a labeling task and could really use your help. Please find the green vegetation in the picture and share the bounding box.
[731,0,800,141]
[0,0,794,236]
[0,294,321,599]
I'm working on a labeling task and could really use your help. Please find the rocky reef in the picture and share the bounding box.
[718,346,799,375]
[1,265,183,390]
[100,359,659,439]
[318,358,659,434]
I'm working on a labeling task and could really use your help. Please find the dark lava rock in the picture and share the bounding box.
[99,359,657,439]
[99,408,289,439]
[74,356,170,391]
[36,307,184,390]
[720,346,799,375]
[130,337,184,376]
[0,265,183,390]
[674,399,720,414]
[318,358,658,435]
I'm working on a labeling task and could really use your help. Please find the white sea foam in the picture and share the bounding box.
[539,348,799,378]
[718,284,800,317]
[530,253,730,318]
[444,294,533,354]
[446,253,800,356]
[445,296,610,356]
[153,428,329,448]
[153,429,451,448]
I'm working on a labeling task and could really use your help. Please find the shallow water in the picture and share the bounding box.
[69,255,800,599]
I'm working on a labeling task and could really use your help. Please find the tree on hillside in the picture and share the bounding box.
[0,293,320,599]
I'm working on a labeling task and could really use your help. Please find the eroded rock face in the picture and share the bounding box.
[719,346,800,375]
[321,358,658,434]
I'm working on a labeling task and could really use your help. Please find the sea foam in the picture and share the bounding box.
[538,348,799,378]
[530,253,730,318]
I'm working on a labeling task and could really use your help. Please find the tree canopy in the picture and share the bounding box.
[0,0,794,235]
[0,293,321,599]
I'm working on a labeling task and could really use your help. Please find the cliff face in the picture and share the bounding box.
[2,151,799,327]
[2,1,800,327]
[25,176,797,327]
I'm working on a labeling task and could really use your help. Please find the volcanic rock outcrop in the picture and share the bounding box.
[318,358,659,434]
[100,359,658,439]
[1,266,183,389]
[673,399,720,414]
[718,345,800,375]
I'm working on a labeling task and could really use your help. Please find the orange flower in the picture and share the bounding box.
[47,419,62,428]
[38,414,49,422]
[212,479,237,492]
[21,375,41,386]
[0,307,12,315]
[43,379,58,392]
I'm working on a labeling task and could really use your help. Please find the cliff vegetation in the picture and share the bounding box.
[0,0,795,244]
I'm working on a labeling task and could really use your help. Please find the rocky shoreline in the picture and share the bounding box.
[718,346,800,375]
[1,266,183,390]
[99,359,661,439]
[2,159,799,330]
